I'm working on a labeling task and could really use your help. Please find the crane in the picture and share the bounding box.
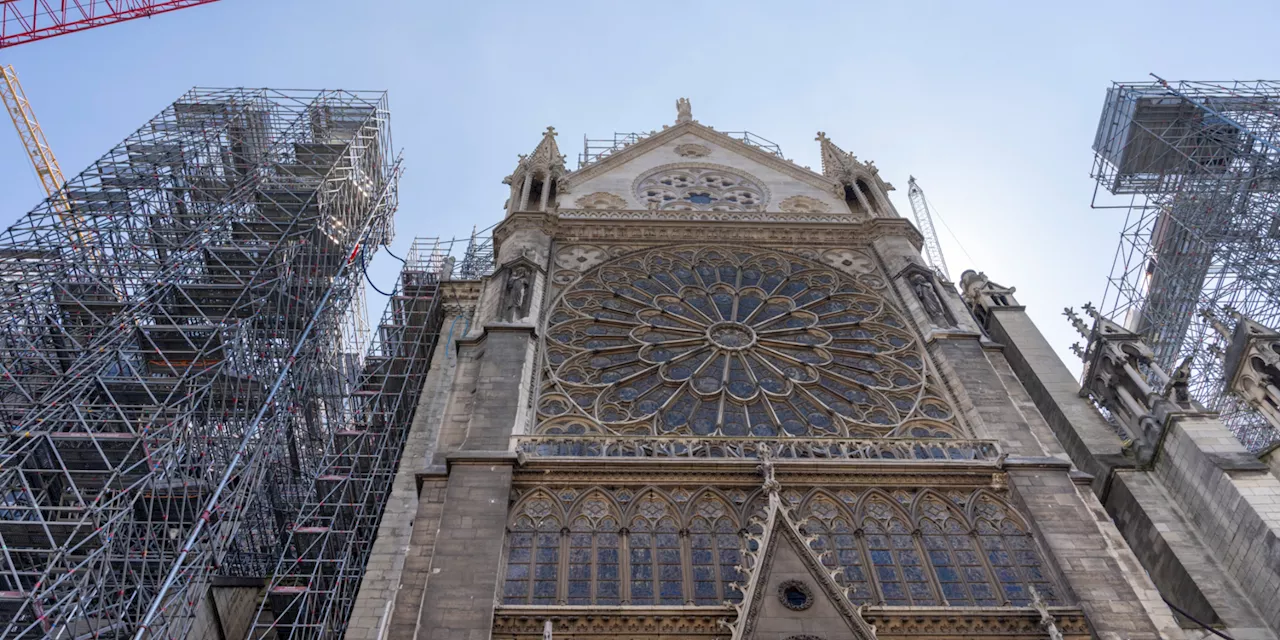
[1,0,221,48]
[907,175,951,281]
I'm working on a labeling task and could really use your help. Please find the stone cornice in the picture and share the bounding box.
[559,120,839,194]
[492,605,1091,638]
[493,211,923,250]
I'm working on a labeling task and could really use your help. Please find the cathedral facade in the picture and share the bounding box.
[345,101,1280,640]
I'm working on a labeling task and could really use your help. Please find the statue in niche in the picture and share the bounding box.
[910,272,952,328]
[501,265,532,321]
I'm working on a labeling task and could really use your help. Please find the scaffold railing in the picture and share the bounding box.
[1090,76,1280,451]
[0,87,400,638]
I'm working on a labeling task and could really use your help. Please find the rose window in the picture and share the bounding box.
[634,164,766,211]
[538,246,960,438]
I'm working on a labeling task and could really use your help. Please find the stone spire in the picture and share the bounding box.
[502,126,567,214]
[815,131,858,184]
[526,125,565,175]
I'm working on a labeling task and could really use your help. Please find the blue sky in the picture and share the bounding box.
[0,0,1276,373]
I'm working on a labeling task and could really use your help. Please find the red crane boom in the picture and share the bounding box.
[0,0,220,48]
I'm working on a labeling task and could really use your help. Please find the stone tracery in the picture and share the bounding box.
[501,486,1062,609]
[537,246,961,438]
[634,164,767,211]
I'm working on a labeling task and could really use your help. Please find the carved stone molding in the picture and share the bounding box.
[557,208,848,224]
[778,195,831,213]
[574,192,628,210]
[492,606,1089,639]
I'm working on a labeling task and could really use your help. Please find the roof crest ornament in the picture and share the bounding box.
[676,97,693,124]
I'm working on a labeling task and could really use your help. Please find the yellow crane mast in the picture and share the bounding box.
[0,64,67,198]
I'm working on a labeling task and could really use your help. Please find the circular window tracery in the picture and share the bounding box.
[634,164,768,211]
[778,580,814,610]
[538,246,959,438]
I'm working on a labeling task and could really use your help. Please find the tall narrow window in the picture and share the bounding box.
[688,495,743,605]
[806,516,875,604]
[973,494,1059,606]
[861,496,937,606]
[917,495,997,606]
[503,502,563,606]
[565,493,622,606]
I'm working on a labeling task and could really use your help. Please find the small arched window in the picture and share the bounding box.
[803,508,875,604]
[972,493,1060,606]
[860,495,937,606]
[566,493,622,605]
[503,508,563,605]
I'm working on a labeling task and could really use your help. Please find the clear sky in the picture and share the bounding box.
[1,0,1276,374]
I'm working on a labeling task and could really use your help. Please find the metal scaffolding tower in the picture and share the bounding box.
[1091,77,1280,451]
[0,87,406,638]
[250,239,447,639]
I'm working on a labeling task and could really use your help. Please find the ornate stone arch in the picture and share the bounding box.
[625,488,686,605]
[967,490,1063,606]
[503,490,566,605]
[912,489,999,606]
[795,489,877,604]
[854,489,938,606]
[686,490,745,604]
[632,162,771,211]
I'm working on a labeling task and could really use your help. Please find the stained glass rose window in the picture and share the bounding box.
[537,246,960,438]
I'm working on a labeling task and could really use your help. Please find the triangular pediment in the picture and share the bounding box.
[558,119,850,214]
[729,498,876,640]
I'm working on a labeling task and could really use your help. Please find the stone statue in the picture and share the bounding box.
[910,273,951,327]
[676,97,692,124]
[1165,356,1193,406]
[501,265,531,321]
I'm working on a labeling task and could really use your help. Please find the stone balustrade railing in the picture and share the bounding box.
[514,435,1003,463]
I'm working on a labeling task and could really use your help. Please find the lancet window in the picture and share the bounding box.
[502,487,1061,609]
[502,489,745,606]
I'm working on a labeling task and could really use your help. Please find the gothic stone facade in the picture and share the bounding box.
[346,104,1280,640]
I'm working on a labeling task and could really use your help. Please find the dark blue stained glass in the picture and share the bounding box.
[568,581,590,597]
[1015,550,1041,565]
[870,550,893,564]
[507,564,529,579]
[658,548,682,563]
[880,582,906,601]
[902,565,927,581]
[695,581,718,597]
[631,582,654,599]
[535,564,557,579]
[599,564,619,580]
[936,566,959,582]
[963,566,989,582]
[631,563,652,579]
[660,581,683,599]
[598,582,620,601]
[941,583,966,600]
[720,549,740,564]
[848,583,875,603]
[659,565,683,580]
[1024,565,1045,580]
[537,548,558,563]
[504,581,527,598]
[533,581,557,597]
[1003,583,1026,603]
[693,566,715,581]
[876,566,899,581]
[631,547,652,563]
[928,550,951,565]
[996,567,1020,582]
[844,566,867,582]
[569,548,590,563]
[955,549,981,564]
[599,548,618,563]
[508,547,530,563]
[971,583,995,601]
[987,550,1011,565]
[568,564,590,580]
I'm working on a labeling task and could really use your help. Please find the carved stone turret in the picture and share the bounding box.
[960,270,1020,329]
[503,126,567,214]
[814,132,896,217]
[1080,315,1197,464]
[1217,312,1280,433]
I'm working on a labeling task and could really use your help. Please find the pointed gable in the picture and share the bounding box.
[559,115,850,215]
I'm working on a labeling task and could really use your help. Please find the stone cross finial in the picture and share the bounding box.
[676,98,693,124]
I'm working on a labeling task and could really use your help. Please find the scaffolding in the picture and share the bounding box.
[0,87,403,638]
[578,130,783,168]
[1091,77,1280,451]
[250,239,448,639]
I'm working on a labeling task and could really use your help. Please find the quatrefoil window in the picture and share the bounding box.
[634,164,767,211]
[538,246,960,438]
